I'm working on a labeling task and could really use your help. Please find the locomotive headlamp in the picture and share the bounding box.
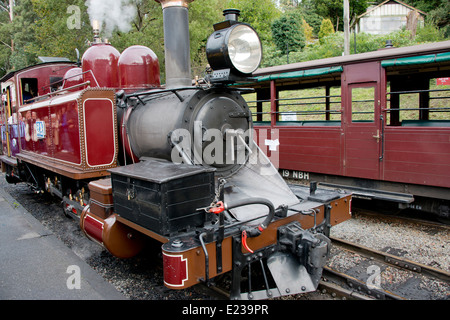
[206,9,262,81]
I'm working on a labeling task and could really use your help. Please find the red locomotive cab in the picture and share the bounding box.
[118,45,161,91]
[82,43,120,88]
[62,67,84,92]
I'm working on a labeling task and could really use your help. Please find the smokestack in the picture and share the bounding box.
[155,0,193,88]
[223,8,240,22]
[91,19,101,43]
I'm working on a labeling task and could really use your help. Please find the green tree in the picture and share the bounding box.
[110,0,224,82]
[0,1,13,75]
[278,0,301,10]
[399,0,443,13]
[302,19,313,43]
[272,9,305,53]
[301,5,323,37]
[318,18,334,44]
[9,0,38,70]
[312,0,368,31]
[30,0,92,62]
[188,0,223,77]
[425,1,450,38]
[225,0,280,44]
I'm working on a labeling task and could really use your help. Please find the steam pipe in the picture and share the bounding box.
[155,0,194,88]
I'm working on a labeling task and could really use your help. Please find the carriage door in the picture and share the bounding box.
[342,62,383,180]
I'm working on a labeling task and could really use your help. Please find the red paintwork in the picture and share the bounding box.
[17,86,118,173]
[62,67,84,91]
[83,99,116,166]
[20,95,81,164]
[274,126,343,175]
[163,252,188,287]
[15,63,76,101]
[254,59,450,190]
[342,63,383,181]
[118,45,161,90]
[383,127,450,187]
[82,43,120,88]
[0,63,77,159]
[83,213,104,244]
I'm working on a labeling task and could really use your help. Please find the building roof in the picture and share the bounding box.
[357,0,426,19]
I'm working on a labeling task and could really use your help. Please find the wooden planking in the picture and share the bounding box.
[383,127,450,188]
[272,127,342,175]
[344,125,380,180]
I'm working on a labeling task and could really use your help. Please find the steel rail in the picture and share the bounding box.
[330,236,450,283]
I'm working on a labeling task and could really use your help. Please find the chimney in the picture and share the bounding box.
[92,20,102,43]
[155,0,194,88]
[223,8,240,22]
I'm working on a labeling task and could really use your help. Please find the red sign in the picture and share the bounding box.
[437,78,450,85]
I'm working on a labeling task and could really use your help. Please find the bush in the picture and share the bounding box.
[261,22,447,68]
[272,10,306,54]
[318,18,334,44]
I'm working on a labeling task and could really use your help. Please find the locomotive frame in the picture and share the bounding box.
[237,41,450,220]
[0,0,352,300]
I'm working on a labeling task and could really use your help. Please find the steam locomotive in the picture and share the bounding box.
[0,0,351,299]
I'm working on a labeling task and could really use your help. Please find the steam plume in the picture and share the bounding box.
[85,0,137,37]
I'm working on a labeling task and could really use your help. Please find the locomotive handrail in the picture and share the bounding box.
[41,69,83,91]
[124,86,202,103]
[36,69,100,96]
[124,85,255,100]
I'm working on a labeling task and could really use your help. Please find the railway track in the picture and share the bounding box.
[202,224,449,300]
[320,236,449,300]
[324,212,449,300]
[2,177,448,300]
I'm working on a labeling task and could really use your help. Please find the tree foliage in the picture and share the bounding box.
[318,18,335,44]
[225,0,280,44]
[272,9,305,53]
[31,0,92,61]
[313,0,368,31]
[0,0,448,77]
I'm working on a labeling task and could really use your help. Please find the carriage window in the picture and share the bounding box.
[351,86,375,122]
[278,86,341,124]
[387,77,450,126]
[20,78,38,104]
[243,92,272,123]
[399,92,420,121]
[429,78,450,120]
[244,85,342,125]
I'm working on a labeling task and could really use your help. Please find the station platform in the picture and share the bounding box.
[0,186,126,300]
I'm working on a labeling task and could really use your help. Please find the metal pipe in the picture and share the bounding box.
[225,197,275,237]
[199,232,209,284]
[155,0,194,88]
